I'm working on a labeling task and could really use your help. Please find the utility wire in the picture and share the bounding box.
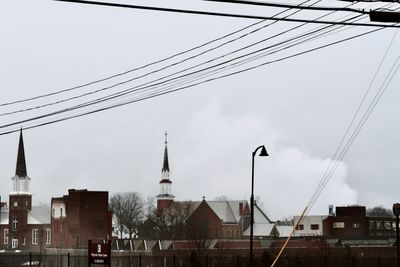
[3,2,366,118]
[0,0,325,117]
[3,13,363,123]
[0,0,313,108]
[53,0,400,28]
[204,0,368,14]
[308,44,400,211]
[0,25,385,135]
[0,4,376,126]
[307,27,400,211]
[0,13,267,107]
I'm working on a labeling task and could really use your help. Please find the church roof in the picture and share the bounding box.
[28,206,51,224]
[15,128,27,177]
[207,201,237,224]
[0,206,50,225]
[276,225,294,237]
[242,223,277,237]
[0,210,8,225]
[204,200,272,225]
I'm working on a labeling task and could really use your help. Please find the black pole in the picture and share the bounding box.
[250,151,255,267]
[139,253,142,267]
[393,204,400,267]
[88,240,91,267]
[68,252,70,267]
[108,240,112,267]
[249,145,268,267]
[397,215,400,267]
[29,252,32,267]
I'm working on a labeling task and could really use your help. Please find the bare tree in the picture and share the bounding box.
[138,200,195,240]
[367,206,394,218]
[110,192,144,238]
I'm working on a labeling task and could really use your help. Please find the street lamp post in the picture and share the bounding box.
[393,203,400,267]
[250,145,269,267]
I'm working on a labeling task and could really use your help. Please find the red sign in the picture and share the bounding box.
[88,240,111,266]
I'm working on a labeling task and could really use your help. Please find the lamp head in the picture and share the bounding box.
[259,146,269,157]
[393,203,400,217]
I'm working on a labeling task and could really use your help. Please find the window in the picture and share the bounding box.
[296,224,304,230]
[45,229,51,245]
[12,218,18,231]
[13,201,18,207]
[32,229,38,244]
[370,221,375,230]
[3,229,8,244]
[376,221,383,229]
[352,223,360,229]
[384,221,392,230]
[11,238,18,248]
[311,224,319,230]
[332,222,345,229]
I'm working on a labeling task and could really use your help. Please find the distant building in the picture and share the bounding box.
[185,198,277,239]
[323,206,369,239]
[294,215,326,237]
[368,215,396,238]
[322,205,397,240]
[0,129,51,251]
[51,189,112,248]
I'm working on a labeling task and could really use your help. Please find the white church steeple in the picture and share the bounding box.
[10,128,31,195]
[156,132,175,213]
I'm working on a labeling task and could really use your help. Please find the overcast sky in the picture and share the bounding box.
[1,0,400,220]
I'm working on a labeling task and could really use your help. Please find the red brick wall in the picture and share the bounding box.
[187,201,223,239]
[52,190,112,249]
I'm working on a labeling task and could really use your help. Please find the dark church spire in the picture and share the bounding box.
[15,128,27,177]
[162,131,170,173]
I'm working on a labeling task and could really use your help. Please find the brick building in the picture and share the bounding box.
[323,205,396,239]
[187,198,276,239]
[0,129,51,251]
[51,189,112,248]
[323,206,369,239]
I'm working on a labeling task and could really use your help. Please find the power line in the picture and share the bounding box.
[53,0,400,28]
[1,12,363,121]
[0,0,312,108]
[306,27,400,211]
[0,25,385,135]
[0,12,266,108]
[204,0,368,14]
[0,0,327,117]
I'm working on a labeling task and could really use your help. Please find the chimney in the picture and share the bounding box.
[329,205,334,216]
[239,202,243,215]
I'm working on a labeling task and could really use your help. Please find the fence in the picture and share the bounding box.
[0,252,397,267]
